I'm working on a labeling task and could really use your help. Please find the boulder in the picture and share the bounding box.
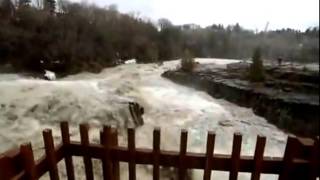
[218,120,234,127]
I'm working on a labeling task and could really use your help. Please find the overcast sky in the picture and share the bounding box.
[74,0,319,31]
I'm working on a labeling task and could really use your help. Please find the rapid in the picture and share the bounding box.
[0,59,288,179]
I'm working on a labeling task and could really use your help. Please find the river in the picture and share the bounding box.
[0,58,288,179]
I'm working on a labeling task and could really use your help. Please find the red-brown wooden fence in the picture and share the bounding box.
[0,121,319,180]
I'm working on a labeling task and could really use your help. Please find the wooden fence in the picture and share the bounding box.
[0,121,319,180]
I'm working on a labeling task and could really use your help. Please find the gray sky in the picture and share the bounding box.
[74,0,319,31]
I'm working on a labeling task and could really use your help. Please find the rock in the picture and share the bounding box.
[264,81,275,88]
[29,104,38,113]
[218,120,234,127]
[282,87,292,92]
[5,112,18,121]
[240,120,251,125]
[227,62,250,70]
[128,102,144,126]
[162,67,319,136]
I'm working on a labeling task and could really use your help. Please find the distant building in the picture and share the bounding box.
[180,24,201,30]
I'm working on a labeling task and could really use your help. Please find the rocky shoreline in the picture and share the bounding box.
[162,63,319,137]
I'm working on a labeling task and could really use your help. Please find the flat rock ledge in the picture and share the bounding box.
[162,66,319,137]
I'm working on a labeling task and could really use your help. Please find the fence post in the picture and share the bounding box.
[80,124,94,180]
[111,128,120,180]
[153,128,161,180]
[128,128,136,180]
[251,135,266,180]
[308,137,319,180]
[100,131,106,179]
[230,133,242,180]
[279,136,298,180]
[101,126,113,180]
[20,143,37,180]
[203,131,215,180]
[178,129,188,180]
[60,122,75,180]
[43,129,60,180]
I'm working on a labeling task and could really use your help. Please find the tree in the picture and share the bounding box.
[158,18,172,30]
[44,0,55,14]
[0,0,318,75]
[0,0,15,19]
[18,0,31,8]
[180,49,195,72]
[249,48,265,82]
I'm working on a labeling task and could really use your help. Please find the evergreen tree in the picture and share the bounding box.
[180,49,195,72]
[249,47,265,82]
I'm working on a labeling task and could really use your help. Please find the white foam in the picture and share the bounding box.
[0,58,289,179]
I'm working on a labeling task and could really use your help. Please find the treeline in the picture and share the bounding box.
[0,0,319,74]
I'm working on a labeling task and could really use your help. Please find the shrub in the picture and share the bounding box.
[180,49,195,72]
[249,47,265,82]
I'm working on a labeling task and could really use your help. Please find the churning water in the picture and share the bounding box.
[0,59,288,179]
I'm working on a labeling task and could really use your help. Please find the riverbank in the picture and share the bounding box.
[162,62,319,137]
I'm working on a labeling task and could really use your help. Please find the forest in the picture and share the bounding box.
[0,0,319,74]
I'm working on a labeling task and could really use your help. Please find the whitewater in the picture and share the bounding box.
[0,59,288,179]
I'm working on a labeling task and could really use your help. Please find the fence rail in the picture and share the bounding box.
[0,121,319,180]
